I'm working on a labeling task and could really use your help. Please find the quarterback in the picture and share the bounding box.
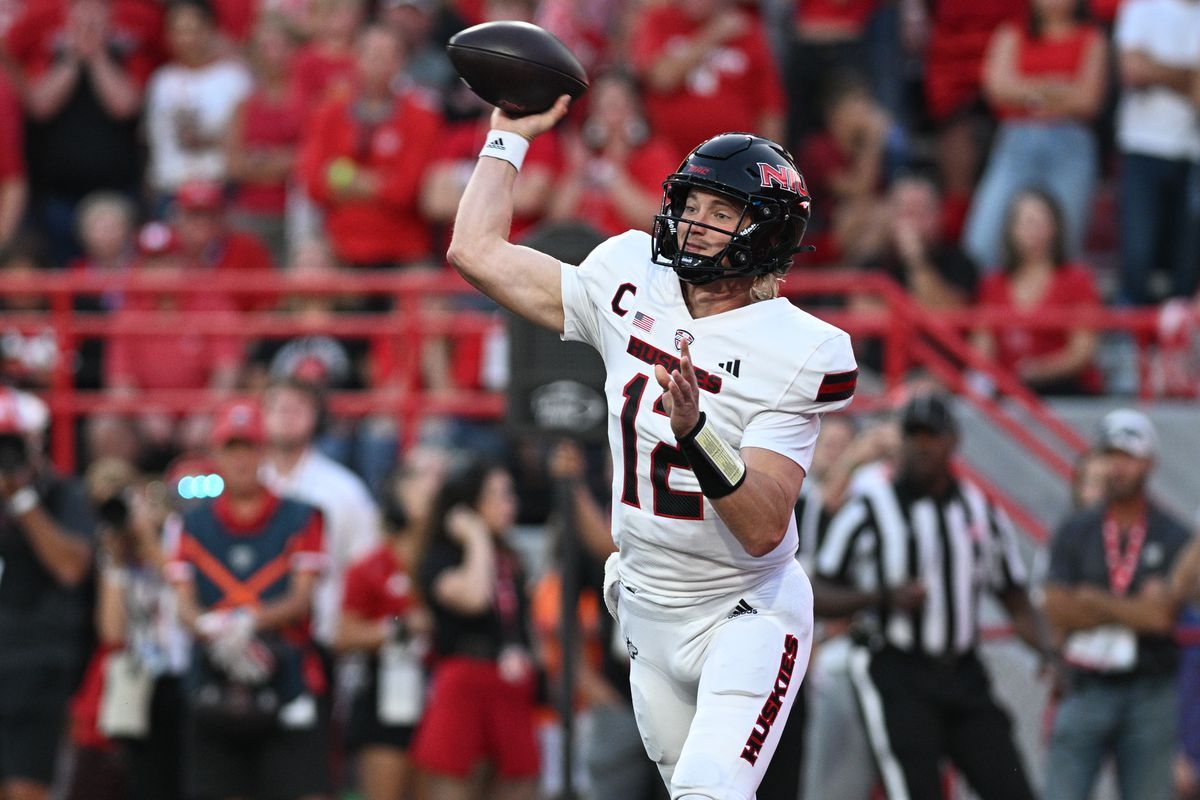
[447,95,857,800]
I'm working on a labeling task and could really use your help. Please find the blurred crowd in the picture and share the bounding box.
[2,374,1199,800]
[0,0,1199,798]
[0,0,1195,465]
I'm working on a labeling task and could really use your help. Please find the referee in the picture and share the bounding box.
[811,393,1052,800]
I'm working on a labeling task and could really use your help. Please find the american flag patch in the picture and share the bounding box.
[633,311,655,332]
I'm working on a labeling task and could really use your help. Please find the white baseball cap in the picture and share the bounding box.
[1097,409,1157,459]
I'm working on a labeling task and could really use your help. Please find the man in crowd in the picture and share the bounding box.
[0,387,95,800]
[6,0,158,264]
[1042,409,1193,800]
[298,23,443,270]
[166,399,331,800]
[861,173,979,309]
[1111,0,1200,305]
[260,376,381,657]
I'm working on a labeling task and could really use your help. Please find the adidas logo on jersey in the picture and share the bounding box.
[727,599,757,619]
[485,137,506,150]
[718,359,741,377]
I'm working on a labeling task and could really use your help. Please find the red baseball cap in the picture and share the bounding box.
[176,179,225,213]
[211,399,265,447]
[0,389,22,435]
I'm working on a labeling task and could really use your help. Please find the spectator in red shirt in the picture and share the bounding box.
[292,0,364,118]
[962,0,1107,269]
[0,236,61,391]
[209,0,262,44]
[6,0,161,265]
[973,188,1102,395]
[535,0,629,76]
[335,480,431,800]
[0,69,25,252]
[225,13,304,265]
[421,94,562,248]
[172,179,277,311]
[799,73,904,266]
[546,69,679,238]
[98,221,243,469]
[105,221,244,396]
[299,24,444,269]
[631,0,786,160]
[419,0,556,249]
[918,0,1026,238]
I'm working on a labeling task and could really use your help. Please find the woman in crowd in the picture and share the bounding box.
[336,470,433,800]
[974,189,1103,395]
[225,13,304,265]
[962,0,1107,268]
[412,460,540,800]
[546,68,678,237]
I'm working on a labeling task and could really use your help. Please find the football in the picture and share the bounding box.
[447,21,589,117]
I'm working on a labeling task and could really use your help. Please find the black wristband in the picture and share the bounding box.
[676,412,747,499]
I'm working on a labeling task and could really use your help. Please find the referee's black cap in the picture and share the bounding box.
[899,393,957,436]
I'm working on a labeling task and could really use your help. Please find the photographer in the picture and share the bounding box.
[86,458,188,800]
[0,388,96,800]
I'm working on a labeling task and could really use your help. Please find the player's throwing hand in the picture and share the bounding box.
[490,94,572,142]
[655,338,701,439]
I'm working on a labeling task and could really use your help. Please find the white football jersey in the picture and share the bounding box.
[560,231,857,599]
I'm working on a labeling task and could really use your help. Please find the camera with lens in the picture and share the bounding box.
[97,492,132,530]
[85,458,143,535]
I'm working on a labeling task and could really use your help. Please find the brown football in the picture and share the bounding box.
[447,21,588,117]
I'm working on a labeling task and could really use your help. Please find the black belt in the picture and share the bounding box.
[447,636,500,660]
[852,631,977,671]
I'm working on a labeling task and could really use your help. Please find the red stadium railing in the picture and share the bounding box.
[0,267,1191,545]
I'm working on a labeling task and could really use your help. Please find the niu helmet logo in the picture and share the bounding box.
[757,162,807,196]
[674,329,694,350]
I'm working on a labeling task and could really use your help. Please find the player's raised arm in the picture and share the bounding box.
[446,96,572,333]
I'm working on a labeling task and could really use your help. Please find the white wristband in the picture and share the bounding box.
[479,129,530,172]
[8,486,39,516]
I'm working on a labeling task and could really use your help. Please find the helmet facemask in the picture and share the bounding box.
[652,181,802,285]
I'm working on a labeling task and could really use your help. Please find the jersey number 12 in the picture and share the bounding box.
[619,373,704,520]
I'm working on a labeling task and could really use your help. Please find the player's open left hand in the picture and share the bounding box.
[655,338,701,439]
[490,94,571,142]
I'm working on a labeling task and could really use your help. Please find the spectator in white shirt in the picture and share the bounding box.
[1112,0,1200,305]
[144,0,252,210]
[260,376,382,651]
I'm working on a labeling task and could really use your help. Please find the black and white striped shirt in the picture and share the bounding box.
[814,470,1027,659]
